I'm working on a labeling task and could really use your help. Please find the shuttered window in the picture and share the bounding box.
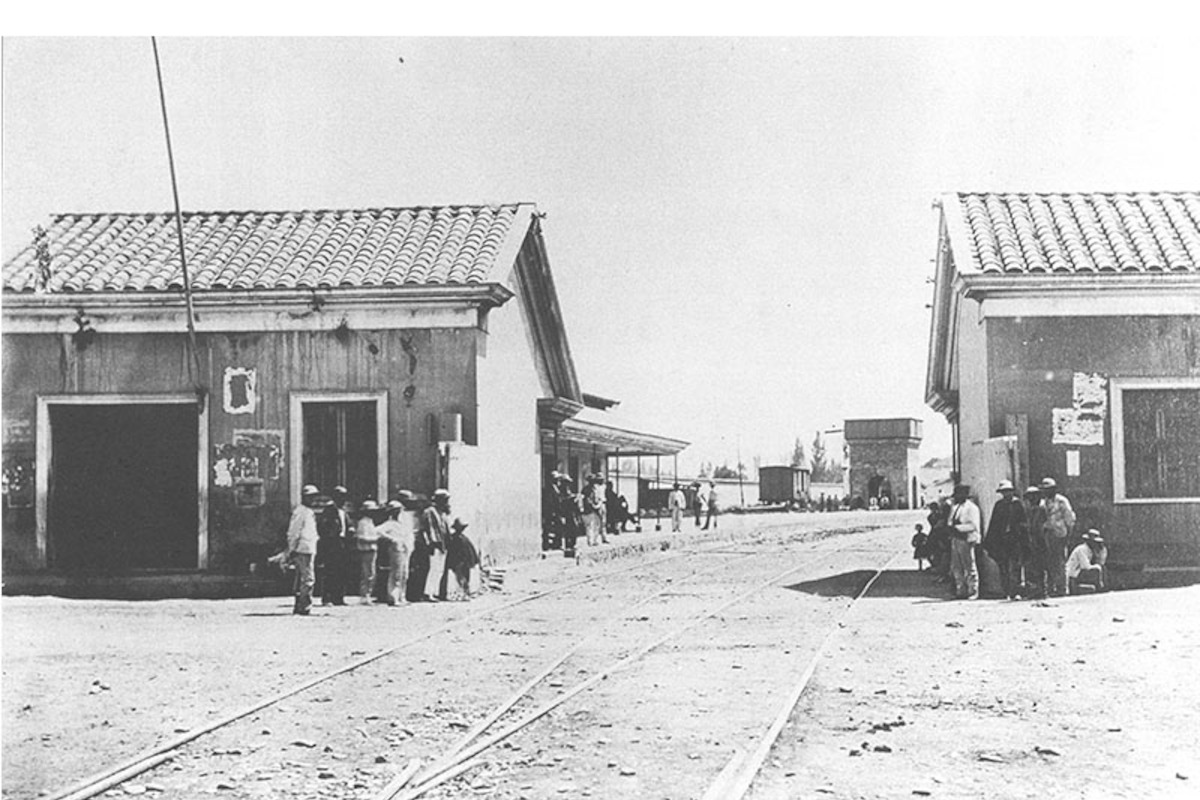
[1112,380,1200,502]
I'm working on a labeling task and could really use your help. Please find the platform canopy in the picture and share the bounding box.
[538,399,687,458]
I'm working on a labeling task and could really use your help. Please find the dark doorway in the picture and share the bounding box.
[302,402,378,502]
[48,403,198,572]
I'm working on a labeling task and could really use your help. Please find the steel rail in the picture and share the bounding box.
[42,543,723,800]
[703,548,904,800]
[384,536,870,800]
[389,543,786,794]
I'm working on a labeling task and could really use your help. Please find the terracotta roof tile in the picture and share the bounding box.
[3,204,527,294]
[952,192,1200,276]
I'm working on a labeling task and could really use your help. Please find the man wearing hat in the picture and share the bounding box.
[1067,530,1108,594]
[286,485,322,615]
[948,484,982,600]
[1039,477,1077,597]
[984,480,1028,600]
[668,483,686,532]
[1023,486,1050,599]
[314,493,347,606]
[581,475,608,547]
[445,517,481,600]
[354,499,383,604]
[421,489,452,600]
[375,495,415,606]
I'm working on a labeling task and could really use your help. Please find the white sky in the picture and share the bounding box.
[4,34,1200,472]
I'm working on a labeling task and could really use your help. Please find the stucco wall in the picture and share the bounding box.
[462,260,551,564]
[986,315,1200,566]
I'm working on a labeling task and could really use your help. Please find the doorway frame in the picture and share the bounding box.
[289,391,389,506]
[35,393,209,570]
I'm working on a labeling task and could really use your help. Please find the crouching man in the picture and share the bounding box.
[1067,529,1108,594]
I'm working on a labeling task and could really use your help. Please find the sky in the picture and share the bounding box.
[4,36,1200,473]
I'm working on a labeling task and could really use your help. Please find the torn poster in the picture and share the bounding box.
[1052,408,1104,446]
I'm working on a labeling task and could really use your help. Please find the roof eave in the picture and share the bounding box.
[0,283,516,312]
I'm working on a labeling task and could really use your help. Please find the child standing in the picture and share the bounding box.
[911,524,929,571]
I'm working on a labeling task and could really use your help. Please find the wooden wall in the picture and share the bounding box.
[2,324,481,574]
[986,315,1200,567]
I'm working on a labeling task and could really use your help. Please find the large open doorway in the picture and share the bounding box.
[290,393,388,505]
[42,401,201,572]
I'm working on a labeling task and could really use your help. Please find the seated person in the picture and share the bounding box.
[1067,529,1108,594]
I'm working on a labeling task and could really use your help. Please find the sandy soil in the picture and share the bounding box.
[4,512,1197,800]
[752,566,1200,799]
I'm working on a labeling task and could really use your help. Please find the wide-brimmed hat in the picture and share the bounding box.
[385,499,404,511]
[331,485,349,496]
[433,488,451,499]
[451,517,469,531]
[1040,477,1057,489]
[301,484,320,496]
[996,480,1015,492]
[358,499,381,513]
[1024,486,1041,496]
[1082,528,1105,544]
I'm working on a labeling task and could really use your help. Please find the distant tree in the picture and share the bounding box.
[810,432,830,481]
[713,462,745,480]
[790,437,807,468]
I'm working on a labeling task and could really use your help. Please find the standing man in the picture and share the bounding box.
[984,480,1027,600]
[1022,486,1049,599]
[376,495,414,606]
[314,493,345,606]
[422,489,452,600]
[582,475,608,547]
[691,482,705,528]
[406,494,433,602]
[555,474,581,559]
[702,481,719,530]
[948,484,982,600]
[353,499,382,604]
[668,483,686,532]
[286,484,321,615]
[330,486,355,605]
[1040,477,1077,597]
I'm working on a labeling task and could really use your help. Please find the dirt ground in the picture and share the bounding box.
[3,513,1198,800]
[752,567,1200,799]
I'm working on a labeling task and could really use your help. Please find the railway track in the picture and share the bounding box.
[375,535,878,800]
[37,519,908,800]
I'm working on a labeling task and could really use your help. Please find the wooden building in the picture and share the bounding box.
[1,204,685,593]
[926,192,1200,574]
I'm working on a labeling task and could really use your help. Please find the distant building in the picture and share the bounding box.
[1,204,685,594]
[844,418,923,509]
[925,191,1200,572]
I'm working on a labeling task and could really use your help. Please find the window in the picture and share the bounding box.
[1111,378,1200,503]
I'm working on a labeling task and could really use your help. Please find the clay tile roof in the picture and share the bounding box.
[2,204,529,294]
[948,192,1200,276]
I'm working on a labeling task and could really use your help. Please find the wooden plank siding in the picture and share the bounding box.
[2,325,482,574]
[985,315,1200,567]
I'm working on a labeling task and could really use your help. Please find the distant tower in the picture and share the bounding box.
[844,418,923,509]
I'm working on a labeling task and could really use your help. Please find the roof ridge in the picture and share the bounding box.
[50,202,536,221]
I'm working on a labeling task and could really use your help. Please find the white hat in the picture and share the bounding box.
[1040,477,1057,489]
[996,480,1015,492]
[301,484,320,496]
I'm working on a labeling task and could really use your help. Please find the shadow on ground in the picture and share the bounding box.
[785,568,947,599]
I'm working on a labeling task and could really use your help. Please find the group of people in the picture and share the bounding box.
[283,484,479,616]
[543,472,638,558]
[667,481,719,532]
[912,477,1108,601]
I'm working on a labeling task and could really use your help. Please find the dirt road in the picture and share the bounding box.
[4,511,1197,800]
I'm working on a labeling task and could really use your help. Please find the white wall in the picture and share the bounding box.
[459,263,550,563]
[956,303,991,506]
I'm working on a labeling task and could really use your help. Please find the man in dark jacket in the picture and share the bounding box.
[984,480,1027,600]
